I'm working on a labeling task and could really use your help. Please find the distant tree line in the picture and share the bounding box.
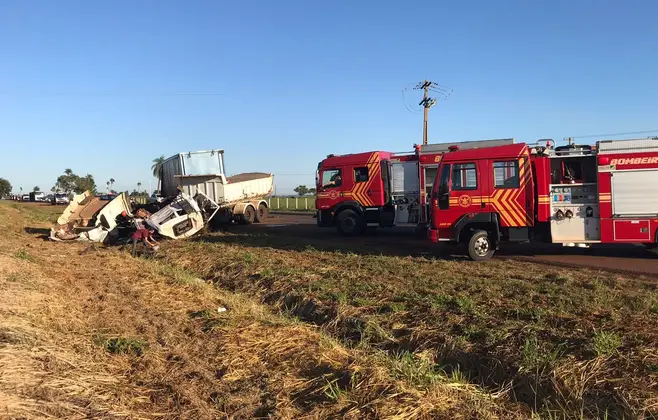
[53,168,98,195]
[293,185,317,196]
[0,178,11,198]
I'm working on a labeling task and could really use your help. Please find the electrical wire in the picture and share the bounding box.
[272,173,315,176]
[0,91,226,97]
[401,88,422,114]
[571,129,658,139]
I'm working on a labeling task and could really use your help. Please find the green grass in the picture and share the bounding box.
[592,331,623,357]
[160,234,658,419]
[5,200,657,418]
[14,248,35,262]
[96,336,146,356]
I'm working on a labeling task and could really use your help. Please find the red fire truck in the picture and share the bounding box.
[315,137,658,260]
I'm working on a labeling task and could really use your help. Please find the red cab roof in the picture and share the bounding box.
[440,143,528,161]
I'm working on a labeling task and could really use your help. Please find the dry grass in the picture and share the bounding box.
[0,201,525,419]
[160,231,658,419]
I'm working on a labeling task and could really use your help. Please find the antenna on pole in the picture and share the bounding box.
[403,80,452,145]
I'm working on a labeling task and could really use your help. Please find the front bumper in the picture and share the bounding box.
[316,209,334,227]
[427,227,439,243]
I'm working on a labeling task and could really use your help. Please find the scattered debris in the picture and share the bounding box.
[50,191,132,243]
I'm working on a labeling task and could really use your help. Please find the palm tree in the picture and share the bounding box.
[137,182,142,194]
[151,155,165,192]
[106,181,110,193]
[109,178,115,192]
[33,186,40,192]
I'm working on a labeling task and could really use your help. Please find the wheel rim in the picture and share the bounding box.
[473,236,490,256]
[342,217,356,231]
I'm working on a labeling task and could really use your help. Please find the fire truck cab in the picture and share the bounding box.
[428,137,658,260]
[315,151,396,235]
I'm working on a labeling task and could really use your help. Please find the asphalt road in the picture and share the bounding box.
[238,213,658,279]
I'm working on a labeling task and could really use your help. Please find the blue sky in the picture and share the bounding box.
[1,0,657,194]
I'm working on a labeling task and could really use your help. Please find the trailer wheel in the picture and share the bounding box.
[255,203,269,223]
[467,230,495,261]
[241,205,256,225]
[335,209,364,236]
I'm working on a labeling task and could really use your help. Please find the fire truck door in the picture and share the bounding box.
[490,157,533,227]
[353,164,383,207]
[435,161,484,232]
[317,167,348,209]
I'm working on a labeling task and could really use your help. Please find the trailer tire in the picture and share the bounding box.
[467,230,495,261]
[255,203,269,223]
[335,209,364,236]
[241,205,256,225]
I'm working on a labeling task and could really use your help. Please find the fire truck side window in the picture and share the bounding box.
[354,167,369,183]
[493,161,520,188]
[437,164,451,210]
[321,169,342,188]
[451,163,477,190]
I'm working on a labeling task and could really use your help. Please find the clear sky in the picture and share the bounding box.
[1,0,657,194]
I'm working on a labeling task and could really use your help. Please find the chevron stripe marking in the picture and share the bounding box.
[501,189,523,226]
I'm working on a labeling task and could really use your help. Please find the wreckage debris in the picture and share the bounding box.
[50,190,220,243]
[50,150,273,243]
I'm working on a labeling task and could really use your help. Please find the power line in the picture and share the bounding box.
[410,80,453,145]
[272,173,315,176]
[571,129,658,139]
[0,91,226,97]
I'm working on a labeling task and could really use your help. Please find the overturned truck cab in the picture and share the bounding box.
[51,190,216,243]
[146,193,207,239]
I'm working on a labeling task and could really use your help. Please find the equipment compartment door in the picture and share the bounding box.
[613,220,651,242]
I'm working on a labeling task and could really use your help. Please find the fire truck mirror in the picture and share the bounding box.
[586,206,593,217]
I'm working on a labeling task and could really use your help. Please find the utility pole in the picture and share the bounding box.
[414,80,438,145]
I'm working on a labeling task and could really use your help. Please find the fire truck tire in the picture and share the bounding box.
[255,203,269,223]
[467,230,495,261]
[335,209,364,236]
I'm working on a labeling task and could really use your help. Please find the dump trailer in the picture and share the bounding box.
[161,149,274,224]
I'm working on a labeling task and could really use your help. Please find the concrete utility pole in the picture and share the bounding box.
[415,80,437,145]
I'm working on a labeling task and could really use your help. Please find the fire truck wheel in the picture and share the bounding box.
[335,209,364,236]
[255,203,269,223]
[467,230,495,261]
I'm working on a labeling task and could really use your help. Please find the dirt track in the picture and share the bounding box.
[244,213,658,279]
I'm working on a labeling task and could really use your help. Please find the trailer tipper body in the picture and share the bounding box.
[316,138,658,260]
